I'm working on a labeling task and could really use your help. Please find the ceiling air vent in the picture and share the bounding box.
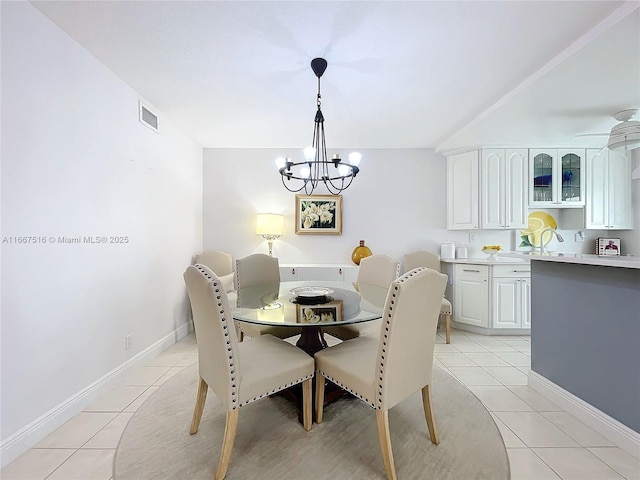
[138,101,158,132]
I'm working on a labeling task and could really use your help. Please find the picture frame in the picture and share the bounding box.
[597,237,620,256]
[296,301,343,324]
[295,194,342,235]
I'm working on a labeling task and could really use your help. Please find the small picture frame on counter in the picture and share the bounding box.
[596,237,621,256]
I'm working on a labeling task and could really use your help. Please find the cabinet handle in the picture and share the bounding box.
[291,268,296,274]
[512,270,529,273]
[339,268,343,274]
[463,269,480,273]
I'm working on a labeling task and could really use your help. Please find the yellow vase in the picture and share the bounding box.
[351,240,372,265]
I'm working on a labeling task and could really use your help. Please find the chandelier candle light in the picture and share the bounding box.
[276,58,361,195]
[256,213,284,256]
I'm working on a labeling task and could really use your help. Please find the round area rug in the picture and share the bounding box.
[114,364,509,480]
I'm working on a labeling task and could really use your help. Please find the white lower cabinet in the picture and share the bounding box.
[492,265,531,329]
[279,264,358,282]
[453,265,489,328]
[451,262,530,333]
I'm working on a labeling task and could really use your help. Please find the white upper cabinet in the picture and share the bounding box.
[447,150,479,230]
[529,149,585,207]
[447,148,527,230]
[585,149,633,230]
[480,149,528,229]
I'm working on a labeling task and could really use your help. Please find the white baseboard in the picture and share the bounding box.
[0,322,192,469]
[528,370,640,459]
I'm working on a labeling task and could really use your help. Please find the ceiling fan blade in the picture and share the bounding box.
[575,133,609,137]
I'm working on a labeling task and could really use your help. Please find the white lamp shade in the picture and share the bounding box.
[256,213,284,236]
[348,152,362,166]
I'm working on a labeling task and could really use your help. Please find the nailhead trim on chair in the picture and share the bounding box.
[237,373,314,408]
[317,370,375,408]
[195,264,239,408]
[375,267,427,410]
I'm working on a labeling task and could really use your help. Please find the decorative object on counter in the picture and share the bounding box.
[518,211,558,250]
[351,240,373,265]
[295,194,342,235]
[440,242,455,259]
[456,246,468,259]
[256,213,284,256]
[481,245,502,260]
[275,58,361,195]
[596,237,621,256]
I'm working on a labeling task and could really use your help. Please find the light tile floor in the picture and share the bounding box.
[2,330,639,480]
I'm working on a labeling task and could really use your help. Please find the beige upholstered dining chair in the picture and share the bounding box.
[403,250,452,344]
[235,254,300,341]
[358,254,401,288]
[184,264,314,480]
[315,267,447,480]
[324,254,400,341]
[195,250,235,292]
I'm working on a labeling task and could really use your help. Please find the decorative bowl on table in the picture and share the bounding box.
[290,286,334,305]
[481,245,502,260]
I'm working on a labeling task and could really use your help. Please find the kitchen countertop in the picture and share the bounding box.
[441,257,529,265]
[498,251,640,270]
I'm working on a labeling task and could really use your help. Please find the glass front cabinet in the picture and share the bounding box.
[529,149,585,207]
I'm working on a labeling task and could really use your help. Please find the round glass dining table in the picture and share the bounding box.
[230,280,387,355]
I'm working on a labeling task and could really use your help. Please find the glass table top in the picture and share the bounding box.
[230,280,387,327]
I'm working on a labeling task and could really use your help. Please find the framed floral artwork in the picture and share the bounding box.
[295,194,342,235]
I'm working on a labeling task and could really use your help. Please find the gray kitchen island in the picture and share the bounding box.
[501,252,640,454]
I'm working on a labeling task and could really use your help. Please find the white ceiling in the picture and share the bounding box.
[31,1,640,152]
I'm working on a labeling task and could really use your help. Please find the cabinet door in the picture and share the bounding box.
[480,149,505,229]
[492,278,519,328]
[447,151,479,230]
[585,149,608,229]
[607,150,634,229]
[557,149,585,206]
[279,266,298,281]
[342,266,359,283]
[530,149,555,205]
[520,278,531,329]
[297,266,344,281]
[454,271,488,327]
[505,149,528,229]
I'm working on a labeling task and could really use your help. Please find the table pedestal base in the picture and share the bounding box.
[295,326,327,356]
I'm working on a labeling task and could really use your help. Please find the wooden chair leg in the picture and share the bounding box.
[315,373,326,424]
[190,377,208,434]
[215,410,239,480]
[421,384,439,445]
[445,313,451,344]
[302,378,312,431]
[376,410,397,480]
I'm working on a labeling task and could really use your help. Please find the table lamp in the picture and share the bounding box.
[256,213,283,256]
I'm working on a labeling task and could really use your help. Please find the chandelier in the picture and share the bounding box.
[276,58,361,195]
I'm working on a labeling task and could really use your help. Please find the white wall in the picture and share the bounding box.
[0,2,202,463]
